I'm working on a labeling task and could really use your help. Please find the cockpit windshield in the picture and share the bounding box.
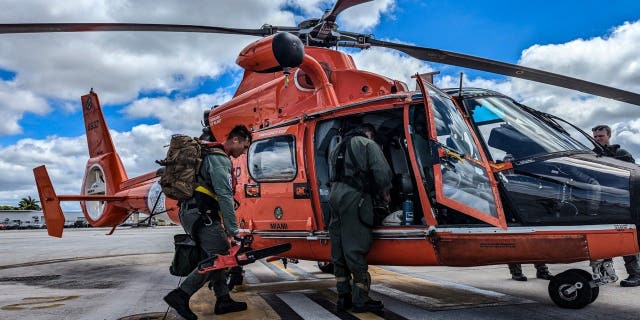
[465,96,589,161]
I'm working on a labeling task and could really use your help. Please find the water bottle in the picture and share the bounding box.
[402,199,413,225]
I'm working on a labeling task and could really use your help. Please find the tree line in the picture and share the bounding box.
[0,196,42,211]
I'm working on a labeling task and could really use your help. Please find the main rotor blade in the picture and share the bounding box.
[0,23,298,37]
[324,0,373,22]
[370,39,640,106]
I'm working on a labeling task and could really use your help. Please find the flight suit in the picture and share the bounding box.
[179,148,238,298]
[168,147,247,318]
[329,134,392,311]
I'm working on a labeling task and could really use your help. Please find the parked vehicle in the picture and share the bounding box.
[6,220,21,230]
[30,222,45,229]
[73,217,89,228]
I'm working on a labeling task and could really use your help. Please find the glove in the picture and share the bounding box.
[229,234,243,246]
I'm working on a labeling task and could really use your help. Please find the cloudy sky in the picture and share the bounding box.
[1,0,639,209]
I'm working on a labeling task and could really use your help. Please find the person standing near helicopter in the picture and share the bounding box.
[329,123,393,313]
[592,124,640,287]
[592,125,635,162]
[164,125,252,320]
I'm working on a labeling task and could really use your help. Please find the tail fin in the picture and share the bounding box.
[33,165,65,238]
[82,90,120,159]
[79,90,129,225]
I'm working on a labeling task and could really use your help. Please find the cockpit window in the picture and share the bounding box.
[466,97,589,161]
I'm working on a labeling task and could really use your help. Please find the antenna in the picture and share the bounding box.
[458,72,464,97]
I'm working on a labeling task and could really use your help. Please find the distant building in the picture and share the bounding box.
[0,210,84,225]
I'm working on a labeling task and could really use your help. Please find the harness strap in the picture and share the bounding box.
[195,185,219,200]
[334,136,373,194]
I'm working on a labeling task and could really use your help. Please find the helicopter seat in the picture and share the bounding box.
[387,136,414,201]
[327,134,342,179]
[488,123,544,160]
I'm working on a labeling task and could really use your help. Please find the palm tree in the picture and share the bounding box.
[18,196,41,210]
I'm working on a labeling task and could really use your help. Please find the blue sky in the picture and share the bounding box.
[0,0,639,208]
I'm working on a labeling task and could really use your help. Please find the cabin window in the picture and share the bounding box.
[248,135,297,182]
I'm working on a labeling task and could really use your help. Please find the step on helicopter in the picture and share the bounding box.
[4,0,640,309]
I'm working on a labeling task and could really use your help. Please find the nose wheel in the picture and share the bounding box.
[548,269,599,309]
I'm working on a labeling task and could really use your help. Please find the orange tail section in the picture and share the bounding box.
[33,90,180,237]
[33,166,65,237]
[33,91,131,235]
[33,165,126,237]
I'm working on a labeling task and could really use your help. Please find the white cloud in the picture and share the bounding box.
[286,0,395,31]
[337,0,395,31]
[0,135,87,208]
[507,21,640,159]
[122,89,234,133]
[0,81,50,135]
[350,46,434,86]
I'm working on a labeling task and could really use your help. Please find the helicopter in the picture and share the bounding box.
[5,0,640,309]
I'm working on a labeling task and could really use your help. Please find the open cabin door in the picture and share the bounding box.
[415,76,506,228]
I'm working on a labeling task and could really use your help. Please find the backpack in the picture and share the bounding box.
[156,134,204,201]
[169,233,205,276]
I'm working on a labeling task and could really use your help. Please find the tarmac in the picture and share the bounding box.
[1,227,639,319]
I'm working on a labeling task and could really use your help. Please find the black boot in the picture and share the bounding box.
[535,264,553,280]
[214,294,248,315]
[508,264,527,281]
[536,270,553,280]
[620,274,640,287]
[352,272,383,313]
[163,288,197,320]
[511,274,528,281]
[336,293,353,311]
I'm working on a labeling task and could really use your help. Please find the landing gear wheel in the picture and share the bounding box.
[548,269,594,309]
[317,261,334,274]
[571,269,599,303]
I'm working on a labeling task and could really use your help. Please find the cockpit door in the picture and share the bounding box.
[416,76,506,228]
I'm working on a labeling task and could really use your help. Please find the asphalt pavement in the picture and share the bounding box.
[1,227,639,319]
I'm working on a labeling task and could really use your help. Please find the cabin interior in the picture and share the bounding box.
[313,106,488,230]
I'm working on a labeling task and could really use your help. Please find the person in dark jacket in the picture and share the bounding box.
[329,123,393,313]
[592,124,635,162]
[592,124,640,287]
[164,125,252,320]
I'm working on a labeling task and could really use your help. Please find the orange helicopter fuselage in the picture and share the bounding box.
[34,35,639,268]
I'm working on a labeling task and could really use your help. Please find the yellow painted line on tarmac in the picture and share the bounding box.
[349,311,387,320]
[189,286,281,320]
[1,295,80,311]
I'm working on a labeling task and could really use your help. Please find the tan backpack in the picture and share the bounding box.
[156,135,203,201]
